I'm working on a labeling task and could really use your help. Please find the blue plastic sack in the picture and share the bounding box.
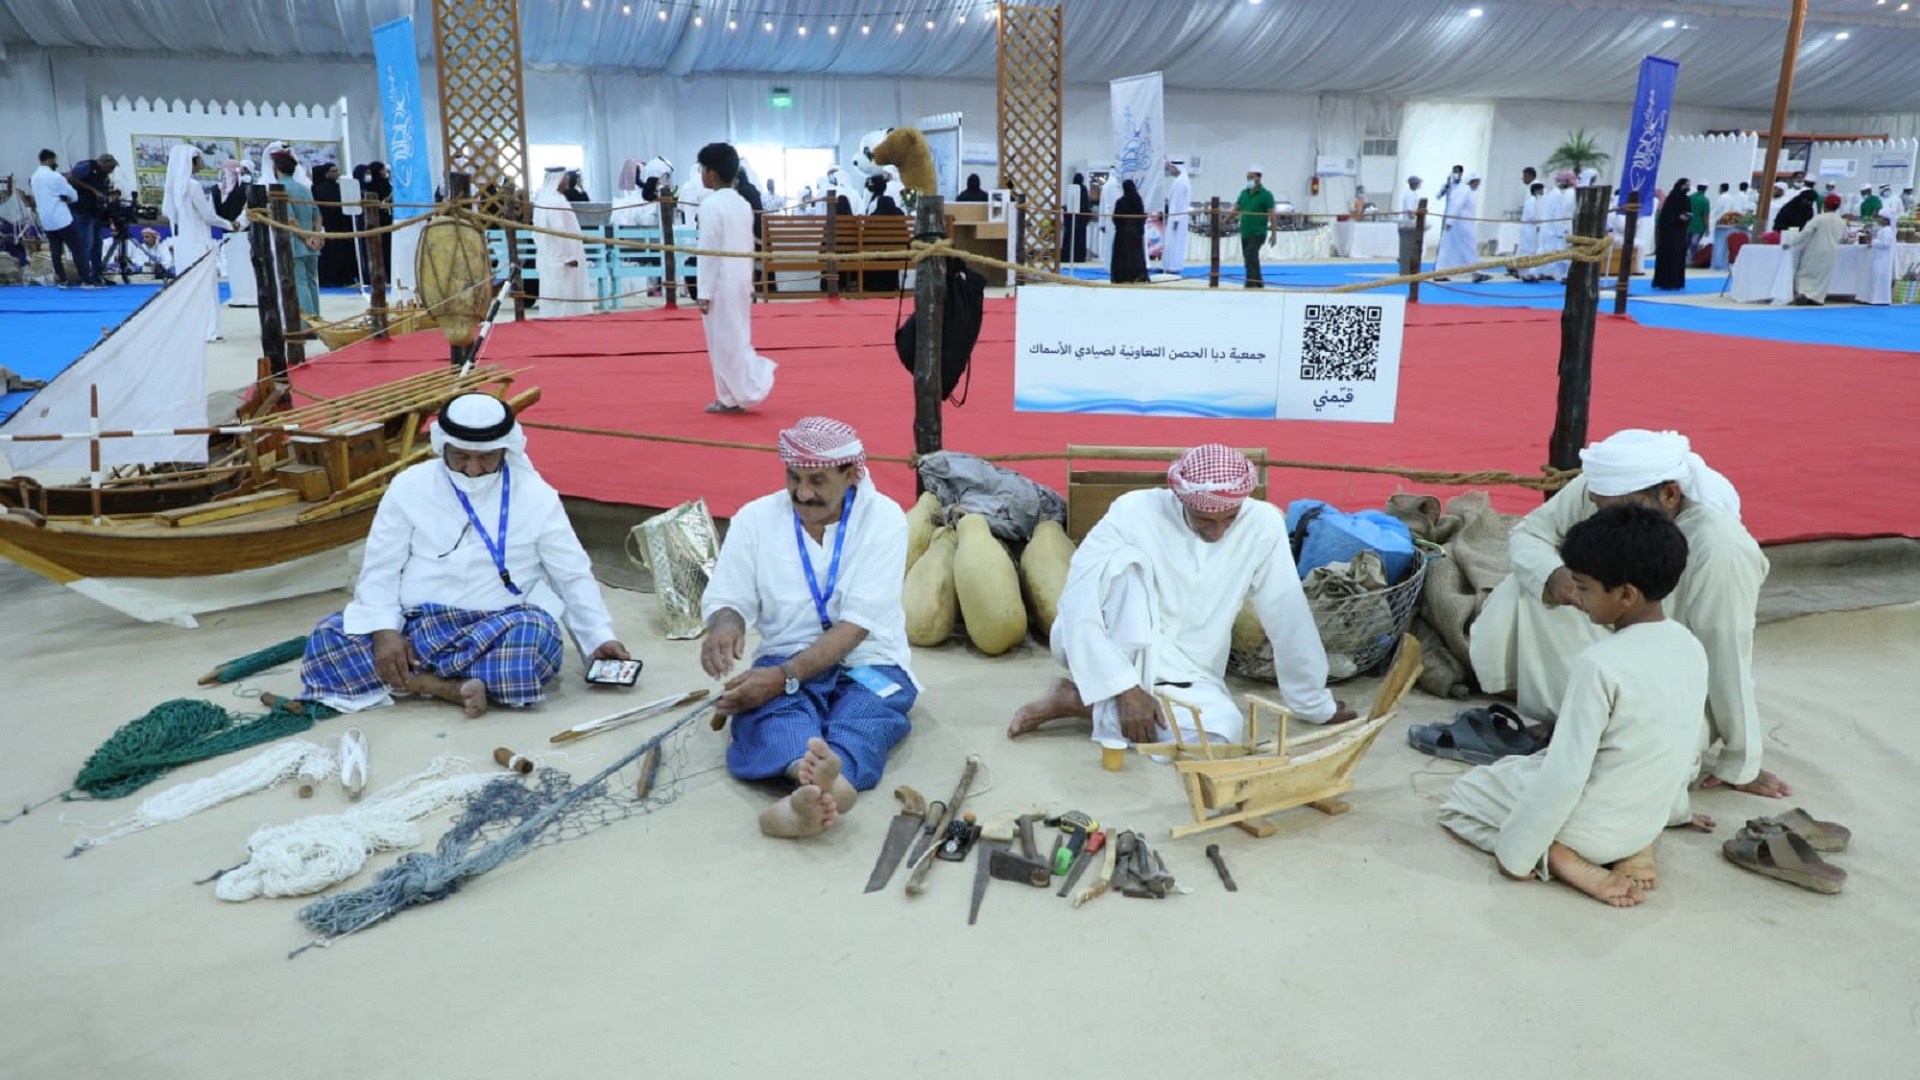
[1285,499,1417,582]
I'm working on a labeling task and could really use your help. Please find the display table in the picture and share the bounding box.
[1270,227,1332,261]
[1331,219,1401,259]
[1710,225,1744,271]
[1727,243,1878,304]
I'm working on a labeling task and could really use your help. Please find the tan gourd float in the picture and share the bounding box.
[1019,519,1075,640]
[904,525,958,646]
[414,216,494,349]
[954,513,1027,656]
[903,492,941,576]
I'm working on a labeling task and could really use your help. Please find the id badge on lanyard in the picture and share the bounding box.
[451,464,523,596]
[794,485,856,630]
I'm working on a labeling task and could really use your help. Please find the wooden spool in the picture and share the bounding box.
[414,216,493,348]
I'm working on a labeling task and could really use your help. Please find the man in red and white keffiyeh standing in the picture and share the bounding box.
[700,417,917,838]
[1010,444,1353,747]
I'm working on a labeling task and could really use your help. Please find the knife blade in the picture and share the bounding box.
[862,786,927,893]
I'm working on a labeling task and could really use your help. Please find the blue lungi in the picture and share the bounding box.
[726,656,915,792]
[300,603,565,707]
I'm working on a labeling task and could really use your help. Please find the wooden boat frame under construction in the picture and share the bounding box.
[0,365,538,617]
[1140,638,1424,840]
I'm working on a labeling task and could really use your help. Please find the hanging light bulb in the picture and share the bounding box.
[957,14,966,24]
[693,13,702,26]
[925,18,935,29]
[797,24,807,35]
[828,24,837,35]
[764,19,773,30]
[861,24,870,34]
[895,21,905,32]
[657,7,667,20]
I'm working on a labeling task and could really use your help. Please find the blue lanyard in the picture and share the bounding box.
[793,485,856,630]
[450,463,521,596]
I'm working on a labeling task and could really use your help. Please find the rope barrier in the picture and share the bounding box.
[516,419,1577,492]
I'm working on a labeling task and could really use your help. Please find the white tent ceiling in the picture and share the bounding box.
[2,0,1919,113]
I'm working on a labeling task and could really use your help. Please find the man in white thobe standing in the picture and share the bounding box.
[1785,199,1847,306]
[1093,169,1120,263]
[1529,171,1577,282]
[1436,171,1487,282]
[695,142,776,415]
[1007,445,1354,746]
[530,166,594,318]
[1468,428,1788,799]
[1517,181,1543,261]
[1865,208,1897,306]
[1159,158,1192,276]
[159,144,229,341]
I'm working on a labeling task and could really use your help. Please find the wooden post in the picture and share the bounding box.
[1208,196,1221,288]
[1755,0,1809,234]
[661,196,679,310]
[823,206,842,300]
[503,220,525,321]
[1548,185,1611,496]
[1409,198,1430,304]
[269,186,306,367]
[363,199,389,337]
[248,184,288,375]
[1613,194,1641,315]
[89,384,103,525]
[911,195,947,468]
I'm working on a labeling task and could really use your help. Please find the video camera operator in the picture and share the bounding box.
[66,151,121,286]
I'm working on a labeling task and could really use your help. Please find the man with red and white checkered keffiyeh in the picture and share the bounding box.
[1009,444,1353,747]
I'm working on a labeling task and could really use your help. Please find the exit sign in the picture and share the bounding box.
[770,86,793,108]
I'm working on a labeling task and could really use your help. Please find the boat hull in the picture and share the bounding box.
[0,503,374,581]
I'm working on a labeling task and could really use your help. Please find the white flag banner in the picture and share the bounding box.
[1111,72,1167,220]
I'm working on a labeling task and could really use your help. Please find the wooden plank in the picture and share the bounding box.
[153,489,300,527]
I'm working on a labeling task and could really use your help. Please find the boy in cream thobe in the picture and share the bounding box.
[1469,429,1781,797]
[1444,505,1709,908]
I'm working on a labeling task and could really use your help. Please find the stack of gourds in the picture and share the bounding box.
[901,492,1077,656]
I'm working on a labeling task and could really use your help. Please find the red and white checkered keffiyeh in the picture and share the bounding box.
[778,417,866,477]
[1167,444,1256,513]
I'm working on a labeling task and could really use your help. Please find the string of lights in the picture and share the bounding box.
[567,0,1012,32]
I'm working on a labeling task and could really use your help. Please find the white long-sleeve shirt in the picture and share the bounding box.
[31,165,77,231]
[341,458,617,654]
[701,485,914,681]
[1051,489,1336,722]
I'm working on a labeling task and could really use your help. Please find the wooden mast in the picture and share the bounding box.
[1754,0,1810,231]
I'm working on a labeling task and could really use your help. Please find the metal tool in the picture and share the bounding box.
[905,755,982,897]
[1073,828,1119,908]
[862,786,928,893]
[935,812,980,861]
[1205,843,1238,892]
[969,839,1004,926]
[1045,811,1098,875]
[548,688,709,744]
[1056,829,1108,897]
[988,814,1053,888]
[904,800,945,869]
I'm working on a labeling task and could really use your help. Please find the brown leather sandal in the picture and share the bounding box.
[1723,819,1845,895]
[1772,808,1851,853]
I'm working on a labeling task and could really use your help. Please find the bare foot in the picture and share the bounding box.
[792,738,858,813]
[1701,769,1792,799]
[1547,842,1645,908]
[1613,845,1659,891]
[407,673,489,718]
[1007,678,1092,739]
[758,784,838,839]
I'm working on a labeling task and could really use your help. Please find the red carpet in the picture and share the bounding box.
[291,299,1918,545]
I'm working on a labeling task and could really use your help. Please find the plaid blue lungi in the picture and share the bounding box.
[300,603,565,708]
[726,656,915,792]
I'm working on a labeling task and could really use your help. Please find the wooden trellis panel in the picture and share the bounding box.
[432,0,530,218]
[998,5,1064,277]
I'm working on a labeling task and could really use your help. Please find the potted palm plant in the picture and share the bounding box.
[1544,129,1612,178]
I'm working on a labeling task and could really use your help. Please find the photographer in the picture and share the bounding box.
[29,149,87,288]
[67,152,119,286]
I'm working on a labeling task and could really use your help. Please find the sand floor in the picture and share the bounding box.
[2,553,1915,1079]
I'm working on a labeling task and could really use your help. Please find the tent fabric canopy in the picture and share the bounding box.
[3,0,1920,113]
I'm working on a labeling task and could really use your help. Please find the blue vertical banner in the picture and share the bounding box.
[372,16,433,221]
[1619,55,1680,210]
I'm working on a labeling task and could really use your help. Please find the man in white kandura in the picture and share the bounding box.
[1436,171,1487,282]
[694,141,776,415]
[159,143,231,341]
[1008,445,1354,746]
[296,393,630,719]
[1160,158,1192,276]
[1785,198,1848,306]
[1094,168,1120,263]
[531,165,594,318]
[1517,181,1543,261]
[1529,170,1577,283]
[700,417,916,839]
[1864,208,1897,307]
[1468,428,1788,798]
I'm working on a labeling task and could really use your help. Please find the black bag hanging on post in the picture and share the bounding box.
[894,260,987,404]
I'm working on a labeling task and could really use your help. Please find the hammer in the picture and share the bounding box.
[988,814,1053,888]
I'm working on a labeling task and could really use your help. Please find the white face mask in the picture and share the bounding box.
[446,461,504,497]
[1245,179,1258,190]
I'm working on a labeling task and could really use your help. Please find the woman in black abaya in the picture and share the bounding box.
[1651,176,1692,291]
[1109,179,1149,284]
[311,164,359,287]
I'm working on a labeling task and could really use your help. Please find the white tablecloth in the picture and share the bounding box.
[1727,243,1878,304]
[1270,227,1332,261]
[1331,220,1402,259]
[1495,222,1522,255]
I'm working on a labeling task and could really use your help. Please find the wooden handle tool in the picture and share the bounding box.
[1074,828,1119,909]
[905,755,981,897]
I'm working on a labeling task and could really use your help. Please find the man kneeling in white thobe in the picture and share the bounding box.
[1468,429,1788,798]
[1442,505,1713,909]
[1008,445,1353,746]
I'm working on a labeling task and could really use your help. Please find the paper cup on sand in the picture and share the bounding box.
[1100,738,1129,771]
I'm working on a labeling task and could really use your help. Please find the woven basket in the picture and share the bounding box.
[1229,550,1437,683]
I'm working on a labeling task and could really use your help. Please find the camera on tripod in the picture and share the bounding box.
[101,196,159,229]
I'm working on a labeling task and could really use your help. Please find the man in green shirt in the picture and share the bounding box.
[1686,184,1711,260]
[1235,165,1277,288]
[1858,186,1882,223]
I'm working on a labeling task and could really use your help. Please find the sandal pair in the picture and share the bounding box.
[1408,704,1541,765]
[1722,810,1852,895]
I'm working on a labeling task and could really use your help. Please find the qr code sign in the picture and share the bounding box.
[1299,304,1384,381]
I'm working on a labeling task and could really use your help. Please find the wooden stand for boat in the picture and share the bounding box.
[1135,638,1424,840]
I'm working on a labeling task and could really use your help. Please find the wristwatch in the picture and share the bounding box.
[780,663,800,695]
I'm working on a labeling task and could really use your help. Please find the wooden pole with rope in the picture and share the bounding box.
[268,186,307,367]
[911,195,948,478]
[661,195,680,310]
[1208,196,1221,288]
[363,198,390,337]
[1613,193,1641,315]
[1548,185,1611,496]
[247,184,289,375]
[1754,0,1810,233]
[1408,198,1429,304]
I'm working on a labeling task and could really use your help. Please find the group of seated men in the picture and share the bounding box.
[293,395,1784,903]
